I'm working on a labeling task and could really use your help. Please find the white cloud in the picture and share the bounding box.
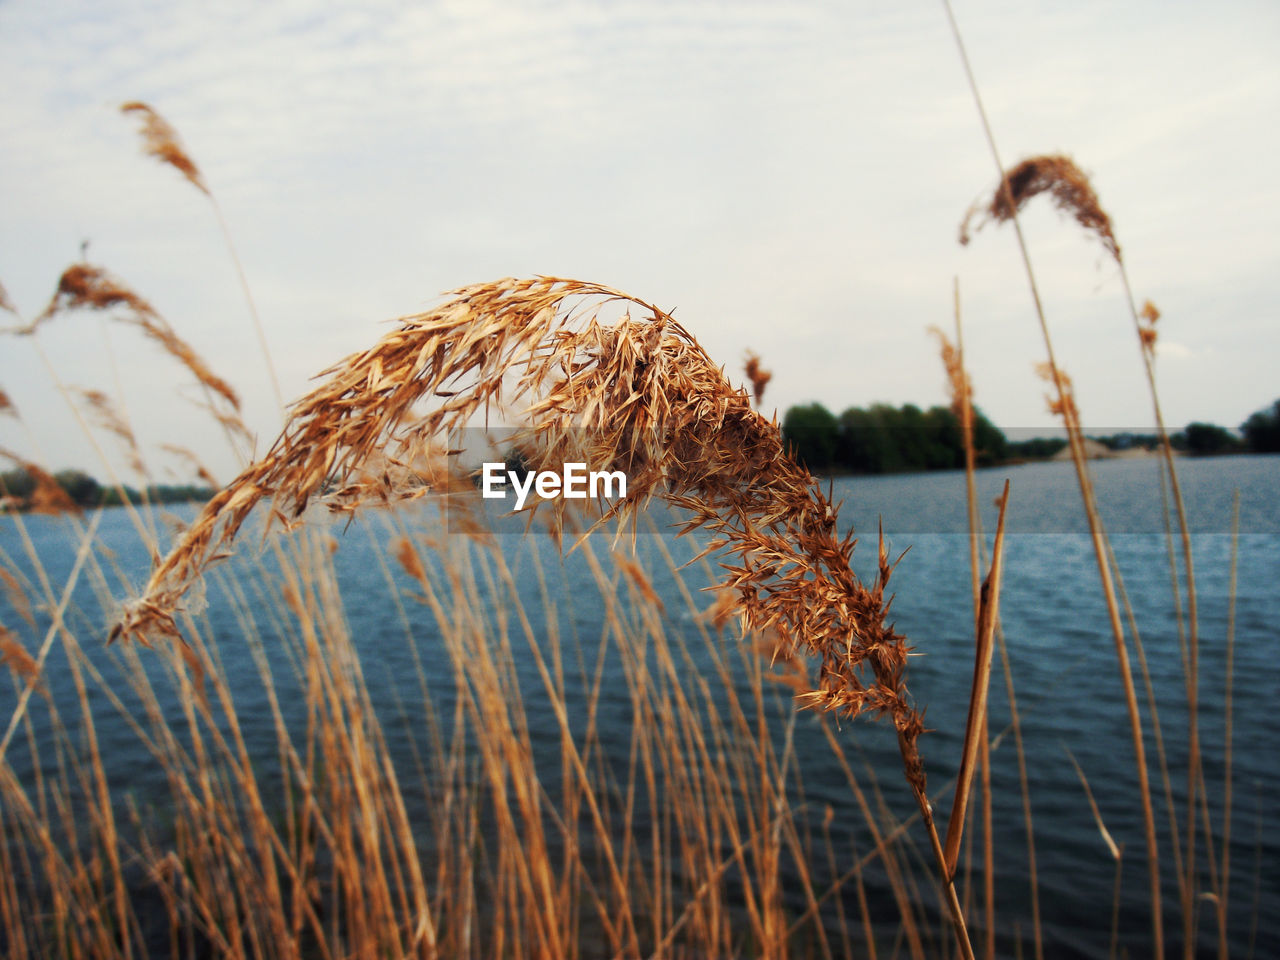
[2,0,1278,479]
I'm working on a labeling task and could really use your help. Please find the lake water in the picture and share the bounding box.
[2,454,1277,958]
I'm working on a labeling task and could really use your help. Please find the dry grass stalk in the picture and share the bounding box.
[944,8,1162,954]
[120,101,209,195]
[929,324,972,426]
[965,145,1213,960]
[1120,285,1204,960]
[943,480,1009,880]
[1217,492,1240,960]
[939,284,997,959]
[959,154,1119,261]
[744,351,773,407]
[120,100,285,414]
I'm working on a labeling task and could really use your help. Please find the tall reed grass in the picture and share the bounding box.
[0,77,1258,960]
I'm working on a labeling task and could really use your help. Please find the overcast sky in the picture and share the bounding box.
[2,0,1277,484]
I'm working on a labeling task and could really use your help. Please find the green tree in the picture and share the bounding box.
[840,404,895,473]
[54,469,101,506]
[1241,399,1280,453]
[1182,422,1241,457]
[971,409,1008,466]
[1,468,36,500]
[782,402,839,471]
[921,405,962,471]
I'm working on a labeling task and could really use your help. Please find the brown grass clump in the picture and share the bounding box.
[120,101,209,195]
[744,350,773,407]
[109,274,976,955]
[959,154,1119,261]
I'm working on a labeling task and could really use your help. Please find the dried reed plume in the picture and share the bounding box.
[1139,299,1160,355]
[929,325,972,421]
[1035,362,1081,425]
[120,101,209,195]
[115,278,919,736]
[21,264,249,445]
[0,387,16,419]
[744,350,773,407]
[120,99,285,413]
[959,154,1119,261]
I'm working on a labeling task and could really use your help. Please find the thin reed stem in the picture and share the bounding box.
[942,5,1163,955]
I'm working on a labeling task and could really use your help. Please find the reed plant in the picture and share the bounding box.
[0,77,1259,960]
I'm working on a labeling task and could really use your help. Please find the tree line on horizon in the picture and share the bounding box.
[0,467,213,512]
[781,396,1280,475]
[2,399,1278,510]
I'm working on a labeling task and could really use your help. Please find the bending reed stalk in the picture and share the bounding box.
[943,3,1162,954]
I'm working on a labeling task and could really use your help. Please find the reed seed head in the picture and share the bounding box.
[744,351,772,407]
[115,276,925,749]
[928,326,971,421]
[120,101,209,196]
[960,154,1120,262]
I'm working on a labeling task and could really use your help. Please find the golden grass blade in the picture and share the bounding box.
[943,479,1009,879]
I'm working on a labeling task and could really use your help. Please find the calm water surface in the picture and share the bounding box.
[2,454,1277,958]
